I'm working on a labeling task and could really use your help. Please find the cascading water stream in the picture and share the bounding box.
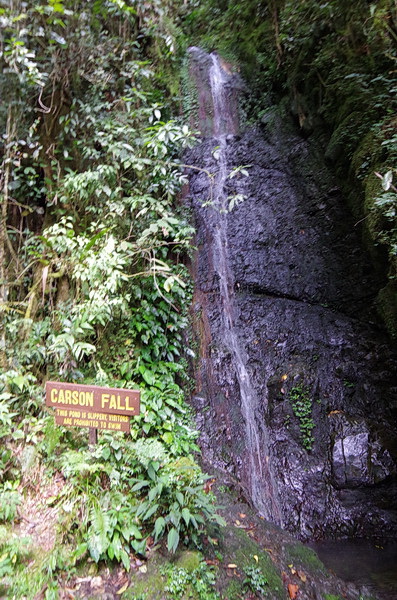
[207,53,281,522]
[188,46,397,555]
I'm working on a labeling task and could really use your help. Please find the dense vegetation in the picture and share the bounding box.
[0,1,226,596]
[1,0,396,597]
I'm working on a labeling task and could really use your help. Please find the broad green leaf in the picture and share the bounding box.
[181,508,191,527]
[167,527,179,553]
[143,503,159,521]
[120,549,130,571]
[154,516,165,539]
[162,431,173,444]
[107,543,115,560]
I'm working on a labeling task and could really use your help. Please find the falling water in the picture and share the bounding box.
[207,53,281,522]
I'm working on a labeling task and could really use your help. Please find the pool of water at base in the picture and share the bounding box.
[309,539,397,599]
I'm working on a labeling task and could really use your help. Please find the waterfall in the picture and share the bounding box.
[206,52,282,522]
[187,46,397,543]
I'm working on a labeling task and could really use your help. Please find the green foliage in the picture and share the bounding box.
[288,386,315,451]
[0,0,223,590]
[0,529,32,579]
[0,481,22,523]
[1,0,197,381]
[54,436,224,563]
[243,565,269,596]
[163,560,220,599]
[0,524,62,599]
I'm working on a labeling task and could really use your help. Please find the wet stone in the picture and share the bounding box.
[186,49,397,543]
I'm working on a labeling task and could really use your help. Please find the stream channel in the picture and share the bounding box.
[185,47,397,598]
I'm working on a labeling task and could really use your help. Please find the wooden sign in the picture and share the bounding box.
[55,410,131,432]
[45,381,140,433]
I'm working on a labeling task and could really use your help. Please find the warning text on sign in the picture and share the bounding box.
[55,409,130,432]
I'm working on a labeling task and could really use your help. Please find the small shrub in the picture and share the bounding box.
[163,561,220,599]
[0,482,22,523]
[243,565,269,596]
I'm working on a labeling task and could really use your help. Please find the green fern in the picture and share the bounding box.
[61,450,110,481]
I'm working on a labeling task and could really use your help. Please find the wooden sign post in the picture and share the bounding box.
[45,381,140,444]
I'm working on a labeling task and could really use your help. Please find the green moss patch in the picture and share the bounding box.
[215,525,284,599]
[284,542,327,575]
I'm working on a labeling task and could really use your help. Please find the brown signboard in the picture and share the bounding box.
[45,381,140,416]
[55,409,130,432]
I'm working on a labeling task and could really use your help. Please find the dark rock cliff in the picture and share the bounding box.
[185,48,397,541]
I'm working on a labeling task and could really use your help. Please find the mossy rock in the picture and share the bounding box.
[217,525,284,599]
[284,542,327,575]
[174,550,201,572]
[123,553,168,600]
[377,282,397,338]
[350,130,383,183]
[123,550,202,600]
[325,110,369,168]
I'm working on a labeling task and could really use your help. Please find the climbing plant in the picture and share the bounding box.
[288,386,315,451]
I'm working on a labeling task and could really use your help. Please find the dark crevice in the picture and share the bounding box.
[234,282,380,320]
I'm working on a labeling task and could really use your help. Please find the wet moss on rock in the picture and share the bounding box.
[284,542,327,575]
[218,526,284,599]
[377,282,397,338]
[174,550,202,572]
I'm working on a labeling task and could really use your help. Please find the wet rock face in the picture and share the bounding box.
[185,51,397,541]
[331,417,395,488]
[187,47,242,137]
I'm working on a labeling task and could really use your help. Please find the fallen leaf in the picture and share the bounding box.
[328,410,343,416]
[298,570,307,583]
[281,374,288,381]
[227,564,237,569]
[239,513,246,518]
[264,548,273,554]
[204,478,215,493]
[116,582,129,595]
[138,565,147,574]
[45,496,58,505]
[288,583,299,599]
[253,555,259,563]
[235,520,241,526]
